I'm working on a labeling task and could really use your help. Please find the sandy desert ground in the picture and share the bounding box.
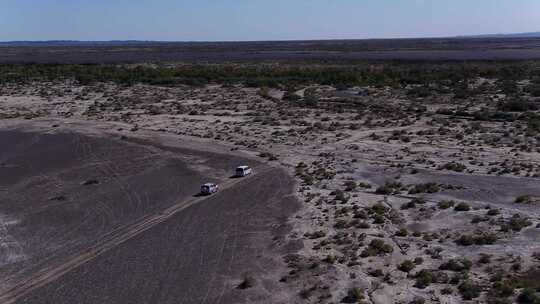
[0,120,299,304]
[1,61,540,303]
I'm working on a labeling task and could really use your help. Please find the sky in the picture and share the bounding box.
[1,0,539,41]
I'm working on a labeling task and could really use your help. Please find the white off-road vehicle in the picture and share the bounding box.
[235,165,252,177]
[200,183,219,195]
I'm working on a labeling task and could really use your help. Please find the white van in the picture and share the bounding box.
[200,183,219,195]
[235,165,252,177]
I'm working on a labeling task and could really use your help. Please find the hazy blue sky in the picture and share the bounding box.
[1,0,539,41]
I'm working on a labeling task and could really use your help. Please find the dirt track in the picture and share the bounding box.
[0,125,300,304]
[0,168,271,304]
[17,166,298,304]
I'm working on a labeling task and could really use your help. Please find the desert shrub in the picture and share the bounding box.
[439,258,472,272]
[409,183,439,194]
[398,260,416,273]
[414,269,448,289]
[436,108,455,116]
[478,253,492,264]
[450,272,468,285]
[490,280,515,298]
[401,201,416,210]
[360,239,393,257]
[375,181,404,195]
[341,287,365,303]
[498,80,519,95]
[500,214,533,232]
[515,195,533,204]
[526,84,540,97]
[303,90,319,108]
[471,215,487,224]
[414,270,434,289]
[472,109,493,121]
[258,86,270,98]
[491,111,517,121]
[454,202,471,212]
[372,214,385,224]
[455,233,498,246]
[344,181,357,192]
[517,288,540,304]
[298,173,315,185]
[498,99,538,112]
[407,86,432,98]
[334,190,350,203]
[395,228,409,237]
[358,182,372,189]
[409,297,426,304]
[369,269,384,277]
[438,200,456,209]
[412,197,427,204]
[369,203,389,215]
[455,236,474,246]
[453,84,473,99]
[334,219,352,229]
[487,209,501,216]
[441,287,453,295]
[401,197,425,210]
[283,91,301,101]
[515,268,540,291]
[425,247,443,259]
[458,280,482,300]
[526,114,540,134]
[356,221,371,229]
[323,254,337,264]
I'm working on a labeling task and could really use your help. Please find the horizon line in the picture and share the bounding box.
[1,31,540,44]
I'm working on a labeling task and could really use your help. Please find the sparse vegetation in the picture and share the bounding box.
[458,280,482,300]
[360,239,393,257]
[3,56,540,304]
[454,202,471,212]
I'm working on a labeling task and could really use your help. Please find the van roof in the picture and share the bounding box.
[202,183,216,187]
[237,165,250,169]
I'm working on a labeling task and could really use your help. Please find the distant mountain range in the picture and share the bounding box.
[457,32,540,38]
[0,40,167,46]
[1,32,540,46]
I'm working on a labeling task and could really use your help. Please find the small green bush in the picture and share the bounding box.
[458,280,482,300]
[454,202,471,212]
[398,260,416,273]
[438,200,456,209]
[439,258,472,272]
[409,183,440,194]
[517,288,540,304]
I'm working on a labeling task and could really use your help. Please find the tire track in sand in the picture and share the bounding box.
[0,166,275,304]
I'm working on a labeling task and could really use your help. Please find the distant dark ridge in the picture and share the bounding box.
[2,34,540,46]
[457,32,540,39]
[2,37,540,63]
[0,40,171,46]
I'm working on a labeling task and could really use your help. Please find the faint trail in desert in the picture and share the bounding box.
[0,167,273,304]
